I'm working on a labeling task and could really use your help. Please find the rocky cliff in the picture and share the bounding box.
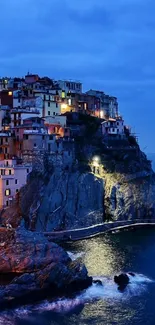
[11,162,155,232]
[1,114,155,231]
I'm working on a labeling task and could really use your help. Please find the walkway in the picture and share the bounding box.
[43,219,155,242]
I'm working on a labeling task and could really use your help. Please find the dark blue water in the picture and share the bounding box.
[1,227,155,325]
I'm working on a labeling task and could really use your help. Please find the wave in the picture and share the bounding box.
[67,251,84,260]
[0,272,153,323]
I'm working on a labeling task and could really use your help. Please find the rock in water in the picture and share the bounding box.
[128,272,135,277]
[93,280,103,286]
[0,228,92,309]
[114,273,130,290]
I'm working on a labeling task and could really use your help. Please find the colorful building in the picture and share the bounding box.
[0,158,32,208]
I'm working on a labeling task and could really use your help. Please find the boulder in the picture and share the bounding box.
[0,228,92,309]
[128,272,135,277]
[114,273,130,290]
[93,280,103,286]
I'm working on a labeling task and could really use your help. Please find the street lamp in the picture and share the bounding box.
[100,110,104,119]
[93,156,100,164]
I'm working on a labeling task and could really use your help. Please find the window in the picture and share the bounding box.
[56,103,58,108]
[5,148,7,154]
[6,180,9,186]
[17,129,19,133]
[34,143,36,147]
[48,143,51,152]
[16,189,19,193]
[48,111,50,116]
[5,189,10,196]
[6,161,9,166]
[9,170,11,175]
[62,91,65,99]
[15,179,18,184]
[25,135,28,140]
[113,128,115,132]
[27,169,29,173]
[42,135,45,140]
[48,102,50,107]
[49,135,53,140]
[5,138,8,143]
[53,112,55,115]
[6,201,9,207]
[68,98,71,106]
[117,122,119,126]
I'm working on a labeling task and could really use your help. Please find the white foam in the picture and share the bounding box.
[67,251,84,261]
[0,273,153,318]
[127,273,153,284]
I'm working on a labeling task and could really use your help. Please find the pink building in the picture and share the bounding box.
[0,159,32,209]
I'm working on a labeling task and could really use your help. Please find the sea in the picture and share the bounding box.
[1,227,155,325]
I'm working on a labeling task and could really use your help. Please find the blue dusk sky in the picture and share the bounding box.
[0,0,155,153]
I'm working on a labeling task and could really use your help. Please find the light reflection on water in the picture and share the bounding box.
[1,228,155,324]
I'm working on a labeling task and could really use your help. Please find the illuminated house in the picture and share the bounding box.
[102,118,124,137]
[0,158,32,209]
[86,90,118,119]
[58,80,82,94]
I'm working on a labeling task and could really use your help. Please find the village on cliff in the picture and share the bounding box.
[0,74,134,210]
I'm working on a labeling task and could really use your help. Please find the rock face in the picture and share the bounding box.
[35,171,104,231]
[0,228,92,308]
[104,173,155,221]
[14,167,155,232]
[2,150,155,231]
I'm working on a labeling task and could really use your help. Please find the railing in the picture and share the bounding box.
[43,219,155,242]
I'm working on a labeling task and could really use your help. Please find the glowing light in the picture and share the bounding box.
[93,156,100,163]
[100,110,104,118]
[61,104,67,110]
[8,91,12,96]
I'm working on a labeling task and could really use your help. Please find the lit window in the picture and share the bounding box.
[8,91,12,96]
[5,189,10,196]
[68,99,71,106]
[62,91,66,99]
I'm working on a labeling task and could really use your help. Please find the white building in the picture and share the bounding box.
[11,108,40,128]
[58,80,82,94]
[0,159,32,209]
[102,118,124,136]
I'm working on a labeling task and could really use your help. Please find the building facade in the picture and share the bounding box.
[0,159,32,208]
